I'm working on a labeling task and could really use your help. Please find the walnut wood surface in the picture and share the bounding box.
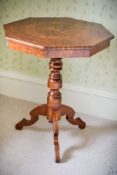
[47,58,62,162]
[6,17,114,163]
[15,58,86,163]
[15,104,47,130]
[15,103,86,162]
[4,17,114,58]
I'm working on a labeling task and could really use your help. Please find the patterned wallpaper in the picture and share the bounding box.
[0,0,117,93]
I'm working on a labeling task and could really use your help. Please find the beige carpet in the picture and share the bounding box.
[0,94,117,175]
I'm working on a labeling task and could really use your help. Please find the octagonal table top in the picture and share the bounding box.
[4,17,114,58]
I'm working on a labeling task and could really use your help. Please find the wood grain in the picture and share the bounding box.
[15,58,86,162]
[4,17,114,58]
[6,17,114,163]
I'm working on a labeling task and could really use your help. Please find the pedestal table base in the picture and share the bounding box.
[15,58,86,163]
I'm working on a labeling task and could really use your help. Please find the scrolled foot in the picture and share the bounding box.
[76,117,86,129]
[15,117,38,130]
[56,159,60,163]
[15,119,26,130]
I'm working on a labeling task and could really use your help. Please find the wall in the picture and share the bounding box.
[0,0,117,120]
[0,0,117,93]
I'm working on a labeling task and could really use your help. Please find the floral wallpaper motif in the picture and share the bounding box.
[0,0,117,92]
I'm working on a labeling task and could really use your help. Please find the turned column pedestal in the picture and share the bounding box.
[15,58,86,163]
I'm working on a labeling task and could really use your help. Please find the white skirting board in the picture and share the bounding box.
[0,70,117,120]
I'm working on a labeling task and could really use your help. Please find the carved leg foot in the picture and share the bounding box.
[15,104,47,130]
[61,105,86,129]
[53,110,60,163]
[75,117,86,129]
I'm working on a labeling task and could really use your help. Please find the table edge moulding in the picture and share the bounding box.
[3,17,114,163]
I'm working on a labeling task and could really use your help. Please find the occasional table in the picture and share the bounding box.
[4,17,114,163]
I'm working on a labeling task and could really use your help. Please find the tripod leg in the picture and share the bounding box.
[53,110,60,163]
[61,105,86,129]
[15,104,47,130]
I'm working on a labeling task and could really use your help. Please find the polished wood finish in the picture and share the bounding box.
[4,17,114,163]
[15,104,47,130]
[47,58,62,162]
[4,17,114,58]
[15,58,86,163]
